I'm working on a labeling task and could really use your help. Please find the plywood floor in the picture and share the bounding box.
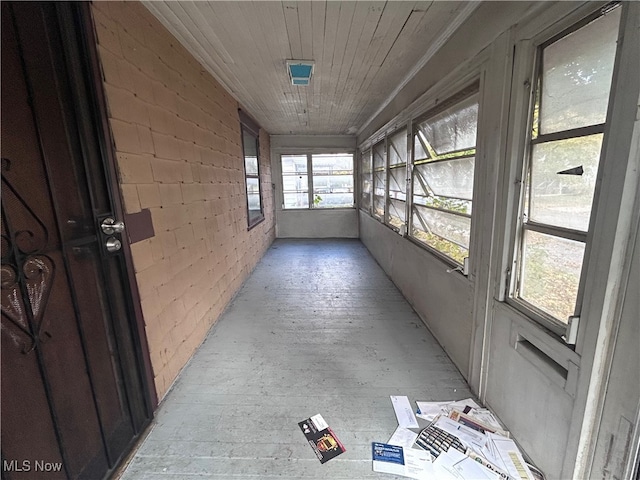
[120,239,473,479]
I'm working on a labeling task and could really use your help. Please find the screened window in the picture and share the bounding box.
[410,92,479,265]
[360,149,372,212]
[512,6,621,330]
[387,129,408,231]
[372,141,386,220]
[282,155,309,209]
[281,153,354,209]
[241,126,263,227]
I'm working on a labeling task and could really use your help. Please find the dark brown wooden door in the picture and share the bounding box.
[1,3,151,479]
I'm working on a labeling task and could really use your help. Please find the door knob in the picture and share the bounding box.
[105,237,122,253]
[101,217,125,235]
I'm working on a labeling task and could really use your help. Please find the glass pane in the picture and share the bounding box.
[284,192,309,209]
[529,134,603,231]
[373,141,385,169]
[414,131,430,161]
[282,155,307,174]
[417,94,478,156]
[539,7,620,134]
[374,170,386,196]
[242,129,258,157]
[314,192,354,208]
[413,204,471,249]
[245,156,258,175]
[416,157,475,200]
[246,177,260,195]
[411,210,469,265]
[311,153,353,174]
[361,150,372,174]
[389,129,407,166]
[373,194,385,219]
[389,198,406,229]
[282,174,308,193]
[519,230,585,323]
[248,208,263,225]
[388,166,406,200]
[247,193,261,210]
[312,175,354,193]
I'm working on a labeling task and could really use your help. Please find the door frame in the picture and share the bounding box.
[67,2,158,411]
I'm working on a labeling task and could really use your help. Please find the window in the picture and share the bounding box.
[241,126,264,228]
[360,149,372,212]
[410,90,479,265]
[372,141,386,220]
[281,153,354,209]
[511,6,621,331]
[282,155,309,209]
[387,129,408,231]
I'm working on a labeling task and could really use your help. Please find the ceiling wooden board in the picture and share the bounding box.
[143,1,470,135]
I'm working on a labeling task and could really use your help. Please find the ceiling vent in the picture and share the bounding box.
[286,60,314,86]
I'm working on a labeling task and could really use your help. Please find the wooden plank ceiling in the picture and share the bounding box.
[143,1,472,135]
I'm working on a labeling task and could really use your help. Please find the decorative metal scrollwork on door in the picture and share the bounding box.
[1,158,55,353]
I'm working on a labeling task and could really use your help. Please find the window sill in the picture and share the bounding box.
[247,216,265,230]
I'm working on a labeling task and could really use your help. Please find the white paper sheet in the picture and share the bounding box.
[484,433,535,480]
[309,414,328,430]
[391,395,420,428]
[433,448,501,480]
[388,426,419,449]
[415,398,481,421]
[433,416,487,453]
[416,401,452,421]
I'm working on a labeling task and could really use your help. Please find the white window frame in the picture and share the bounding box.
[280,152,355,210]
[408,87,480,267]
[504,3,623,340]
[359,148,373,214]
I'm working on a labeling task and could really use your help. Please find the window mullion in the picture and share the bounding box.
[307,153,313,209]
[524,222,587,243]
[531,123,606,144]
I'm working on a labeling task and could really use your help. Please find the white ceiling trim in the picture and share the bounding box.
[357,1,482,137]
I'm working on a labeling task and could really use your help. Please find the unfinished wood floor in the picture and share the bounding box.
[120,239,473,479]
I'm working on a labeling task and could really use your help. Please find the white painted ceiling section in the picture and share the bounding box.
[142,1,478,135]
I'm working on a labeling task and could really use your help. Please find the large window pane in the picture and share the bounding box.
[411,209,469,265]
[360,149,372,211]
[413,205,471,249]
[410,91,478,264]
[388,167,406,201]
[314,192,354,209]
[313,175,354,193]
[416,95,478,156]
[282,155,307,173]
[311,154,354,208]
[311,154,353,173]
[415,157,475,200]
[389,198,406,230]
[284,193,309,209]
[246,178,262,223]
[373,141,386,219]
[539,8,620,135]
[389,129,407,166]
[373,142,385,169]
[519,230,585,323]
[241,126,263,227]
[529,134,603,231]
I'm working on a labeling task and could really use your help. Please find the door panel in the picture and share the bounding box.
[1,3,151,479]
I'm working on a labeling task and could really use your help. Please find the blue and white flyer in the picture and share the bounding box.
[372,442,434,480]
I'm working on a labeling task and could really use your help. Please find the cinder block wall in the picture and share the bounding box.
[91,1,275,400]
